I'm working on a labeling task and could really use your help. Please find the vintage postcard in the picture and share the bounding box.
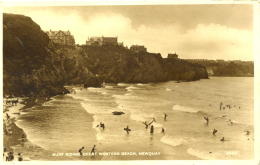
[1,0,259,165]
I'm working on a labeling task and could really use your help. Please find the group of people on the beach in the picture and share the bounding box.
[204,102,247,142]
[6,98,19,106]
[3,148,23,161]
[3,97,20,135]
[4,113,12,135]
[3,97,25,161]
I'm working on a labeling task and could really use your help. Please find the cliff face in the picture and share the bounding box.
[3,13,208,97]
[63,44,208,85]
[212,62,254,77]
[3,13,69,97]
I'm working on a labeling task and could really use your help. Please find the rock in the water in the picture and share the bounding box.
[112,111,125,115]
[84,76,102,88]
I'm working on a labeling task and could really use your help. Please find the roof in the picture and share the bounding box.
[102,37,117,39]
[90,37,103,42]
[130,45,145,48]
[45,30,71,36]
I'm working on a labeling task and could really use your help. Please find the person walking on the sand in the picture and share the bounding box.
[91,145,97,155]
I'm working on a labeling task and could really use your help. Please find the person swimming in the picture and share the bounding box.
[213,129,217,135]
[124,126,131,134]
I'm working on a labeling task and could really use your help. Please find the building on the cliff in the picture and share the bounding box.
[233,60,242,65]
[130,45,147,53]
[45,30,75,46]
[168,53,179,59]
[86,36,118,46]
[206,68,214,76]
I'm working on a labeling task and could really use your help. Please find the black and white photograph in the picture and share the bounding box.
[1,0,259,164]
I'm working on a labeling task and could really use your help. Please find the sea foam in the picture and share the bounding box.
[187,148,219,160]
[172,105,199,113]
[166,88,173,91]
[160,135,187,147]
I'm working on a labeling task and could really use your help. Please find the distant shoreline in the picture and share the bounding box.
[209,75,254,77]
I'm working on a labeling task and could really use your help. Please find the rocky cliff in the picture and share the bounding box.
[63,44,208,86]
[3,13,69,97]
[212,62,254,77]
[3,13,208,97]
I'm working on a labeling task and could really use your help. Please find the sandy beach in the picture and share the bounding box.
[2,97,71,161]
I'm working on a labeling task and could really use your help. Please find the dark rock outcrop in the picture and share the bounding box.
[84,76,102,88]
[3,13,69,97]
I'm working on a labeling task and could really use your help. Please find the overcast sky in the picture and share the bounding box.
[4,4,255,60]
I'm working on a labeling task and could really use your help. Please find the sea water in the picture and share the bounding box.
[14,77,254,160]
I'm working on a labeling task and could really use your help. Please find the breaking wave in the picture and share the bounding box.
[160,135,187,147]
[187,148,219,160]
[172,105,199,113]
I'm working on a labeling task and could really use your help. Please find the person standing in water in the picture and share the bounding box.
[161,127,165,133]
[164,113,168,121]
[213,129,217,135]
[150,125,154,134]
